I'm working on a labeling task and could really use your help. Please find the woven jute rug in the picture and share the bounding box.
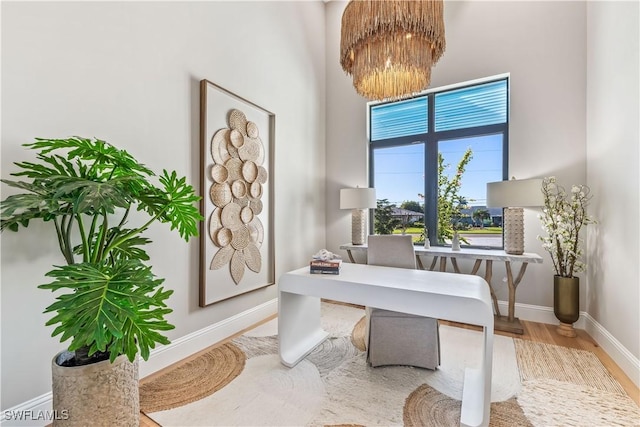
[139,342,245,413]
[403,383,533,427]
[350,316,366,351]
[514,339,625,393]
[513,339,640,426]
[141,303,639,426]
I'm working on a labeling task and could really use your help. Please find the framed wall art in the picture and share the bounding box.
[199,80,275,306]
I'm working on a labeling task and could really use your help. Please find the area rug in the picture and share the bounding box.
[141,302,640,426]
[140,343,246,413]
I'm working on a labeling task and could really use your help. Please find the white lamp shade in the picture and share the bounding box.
[486,178,543,208]
[340,188,376,209]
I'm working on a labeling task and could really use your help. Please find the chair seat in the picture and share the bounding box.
[367,308,440,370]
[364,235,441,370]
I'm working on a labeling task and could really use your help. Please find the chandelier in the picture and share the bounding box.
[339,0,446,101]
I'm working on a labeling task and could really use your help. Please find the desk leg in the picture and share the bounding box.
[460,325,493,427]
[278,291,330,367]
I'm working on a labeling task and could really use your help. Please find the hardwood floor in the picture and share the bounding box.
[141,414,161,427]
[139,318,639,426]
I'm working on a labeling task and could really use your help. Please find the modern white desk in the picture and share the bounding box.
[340,243,543,334]
[278,263,494,427]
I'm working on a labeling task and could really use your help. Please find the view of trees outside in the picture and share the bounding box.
[373,199,400,235]
[437,147,473,244]
[372,135,504,248]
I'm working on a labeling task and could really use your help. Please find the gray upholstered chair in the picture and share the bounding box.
[365,234,440,369]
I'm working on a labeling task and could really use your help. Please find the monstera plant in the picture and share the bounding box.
[1,136,203,365]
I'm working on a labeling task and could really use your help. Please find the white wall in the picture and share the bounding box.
[326,1,587,310]
[1,1,326,409]
[586,2,639,362]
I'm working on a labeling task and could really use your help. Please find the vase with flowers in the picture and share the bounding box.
[538,176,596,337]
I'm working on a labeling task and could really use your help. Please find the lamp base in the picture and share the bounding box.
[351,209,366,245]
[503,207,524,255]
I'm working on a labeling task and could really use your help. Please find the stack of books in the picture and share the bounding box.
[309,258,342,275]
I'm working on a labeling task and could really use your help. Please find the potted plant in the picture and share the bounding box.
[538,176,596,337]
[0,137,202,426]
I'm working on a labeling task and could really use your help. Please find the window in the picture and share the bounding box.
[368,75,509,248]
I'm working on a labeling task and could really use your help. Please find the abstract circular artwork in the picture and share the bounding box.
[208,109,267,285]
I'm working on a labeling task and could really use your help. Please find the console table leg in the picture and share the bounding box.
[451,258,461,274]
[507,262,529,319]
[470,259,482,275]
[506,262,516,321]
[483,260,501,318]
[495,261,529,335]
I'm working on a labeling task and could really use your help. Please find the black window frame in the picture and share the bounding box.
[367,74,510,248]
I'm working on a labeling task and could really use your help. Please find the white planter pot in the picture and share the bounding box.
[51,351,139,427]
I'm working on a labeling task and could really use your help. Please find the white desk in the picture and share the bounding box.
[278,263,494,427]
[340,244,543,334]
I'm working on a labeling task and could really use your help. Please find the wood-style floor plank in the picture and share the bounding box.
[140,318,639,426]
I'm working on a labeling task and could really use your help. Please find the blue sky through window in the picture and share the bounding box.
[373,144,425,207]
[373,134,503,208]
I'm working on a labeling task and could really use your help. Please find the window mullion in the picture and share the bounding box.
[425,94,438,245]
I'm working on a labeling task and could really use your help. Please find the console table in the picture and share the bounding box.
[279,263,494,427]
[340,243,543,334]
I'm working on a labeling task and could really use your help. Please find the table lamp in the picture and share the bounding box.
[340,187,376,245]
[486,178,543,255]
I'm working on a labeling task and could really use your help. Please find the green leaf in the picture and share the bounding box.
[2,137,202,361]
[106,233,151,262]
[25,137,154,177]
[157,170,203,240]
[52,177,133,214]
[38,259,174,361]
[0,189,68,232]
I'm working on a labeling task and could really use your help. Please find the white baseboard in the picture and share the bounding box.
[1,298,278,427]
[4,297,638,425]
[0,394,54,427]
[138,298,278,379]
[499,300,557,325]
[582,312,640,388]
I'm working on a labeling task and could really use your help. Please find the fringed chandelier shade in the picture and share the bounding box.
[340,0,446,101]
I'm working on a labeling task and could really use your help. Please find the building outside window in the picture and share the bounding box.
[368,74,509,248]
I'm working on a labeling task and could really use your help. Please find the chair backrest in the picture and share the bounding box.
[367,235,416,269]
